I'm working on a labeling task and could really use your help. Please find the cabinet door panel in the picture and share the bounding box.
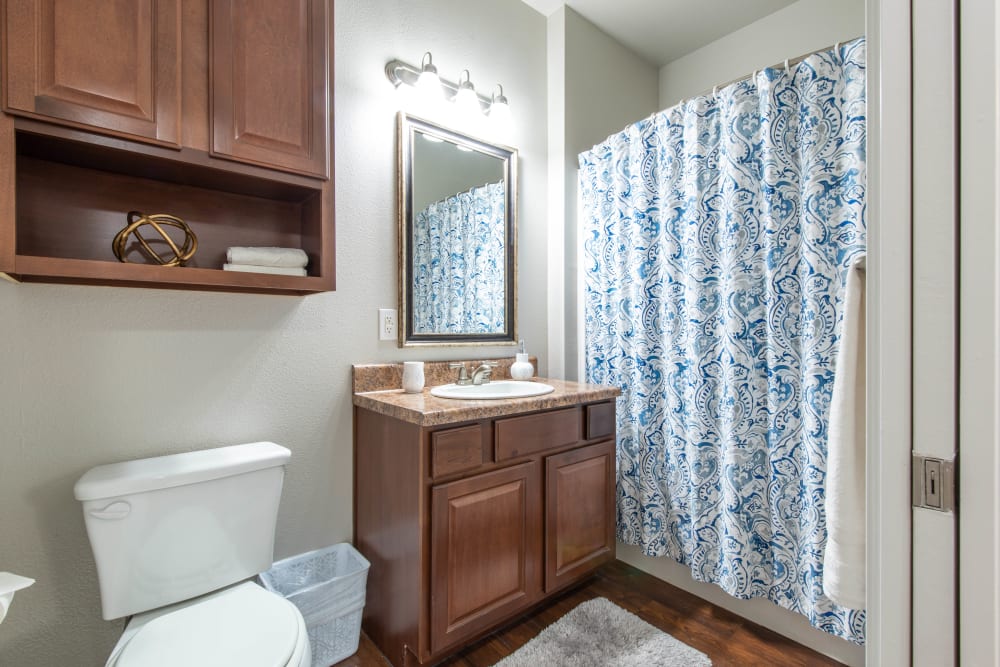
[3,0,180,146]
[430,461,542,652]
[211,0,329,178]
[545,439,616,592]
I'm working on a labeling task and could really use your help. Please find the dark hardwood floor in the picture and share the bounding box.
[336,559,847,667]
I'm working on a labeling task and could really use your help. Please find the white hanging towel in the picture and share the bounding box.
[823,255,867,610]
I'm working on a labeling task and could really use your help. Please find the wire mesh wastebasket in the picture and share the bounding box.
[260,543,371,666]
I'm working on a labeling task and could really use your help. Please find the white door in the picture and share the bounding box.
[958,0,1000,664]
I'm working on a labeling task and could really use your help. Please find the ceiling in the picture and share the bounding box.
[520,0,797,66]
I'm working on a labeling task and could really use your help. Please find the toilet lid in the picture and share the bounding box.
[114,583,302,667]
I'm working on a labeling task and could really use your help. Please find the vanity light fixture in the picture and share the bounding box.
[385,52,510,121]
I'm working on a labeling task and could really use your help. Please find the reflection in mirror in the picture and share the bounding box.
[399,113,517,346]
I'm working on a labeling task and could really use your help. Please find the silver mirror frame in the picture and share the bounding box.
[397,112,518,347]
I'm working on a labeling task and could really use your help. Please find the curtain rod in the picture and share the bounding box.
[676,35,865,109]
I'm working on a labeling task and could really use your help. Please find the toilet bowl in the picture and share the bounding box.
[105,582,310,667]
[74,443,308,667]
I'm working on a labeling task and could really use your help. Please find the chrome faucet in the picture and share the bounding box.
[449,361,498,386]
[470,362,498,385]
[448,362,472,385]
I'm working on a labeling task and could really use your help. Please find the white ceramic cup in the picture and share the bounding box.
[402,361,425,393]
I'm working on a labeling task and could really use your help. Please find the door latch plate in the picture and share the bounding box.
[912,453,956,512]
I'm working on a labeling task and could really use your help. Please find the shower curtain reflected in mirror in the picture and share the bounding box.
[411,181,506,334]
[580,38,867,643]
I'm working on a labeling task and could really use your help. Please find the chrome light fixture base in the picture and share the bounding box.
[385,53,507,117]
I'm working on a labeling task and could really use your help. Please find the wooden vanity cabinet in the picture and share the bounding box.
[430,461,543,652]
[545,440,616,592]
[354,399,617,667]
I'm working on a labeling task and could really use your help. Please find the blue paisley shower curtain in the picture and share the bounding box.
[412,181,506,334]
[580,39,867,643]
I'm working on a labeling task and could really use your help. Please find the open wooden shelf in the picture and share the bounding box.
[3,122,334,295]
[10,256,329,295]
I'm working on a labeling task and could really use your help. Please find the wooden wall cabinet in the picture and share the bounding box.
[3,0,182,147]
[355,399,617,667]
[0,0,334,294]
[211,0,329,178]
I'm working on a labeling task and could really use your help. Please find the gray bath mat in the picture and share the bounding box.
[493,597,712,666]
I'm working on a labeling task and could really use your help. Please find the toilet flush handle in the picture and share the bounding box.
[88,501,132,520]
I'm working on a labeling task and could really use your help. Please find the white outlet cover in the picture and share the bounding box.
[378,308,397,341]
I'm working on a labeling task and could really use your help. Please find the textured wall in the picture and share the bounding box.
[658,0,865,107]
[0,2,546,664]
[560,7,660,380]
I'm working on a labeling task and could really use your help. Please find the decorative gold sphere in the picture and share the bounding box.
[112,211,198,267]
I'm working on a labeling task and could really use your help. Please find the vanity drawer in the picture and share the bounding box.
[494,408,581,461]
[585,401,616,440]
[432,425,485,477]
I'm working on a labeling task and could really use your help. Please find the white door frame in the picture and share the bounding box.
[910,0,960,664]
[872,1,1000,664]
[958,0,1000,664]
[866,0,913,664]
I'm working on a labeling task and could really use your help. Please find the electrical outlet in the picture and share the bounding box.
[378,308,397,341]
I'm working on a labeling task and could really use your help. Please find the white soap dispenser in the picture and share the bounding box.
[510,340,534,380]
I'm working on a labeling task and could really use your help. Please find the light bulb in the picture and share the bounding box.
[489,85,512,131]
[489,99,511,122]
[416,52,442,100]
[456,87,482,115]
[455,70,482,116]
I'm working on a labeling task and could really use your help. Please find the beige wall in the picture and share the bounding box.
[0,1,873,664]
[551,7,661,380]
[659,0,866,108]
[0,1,546,664]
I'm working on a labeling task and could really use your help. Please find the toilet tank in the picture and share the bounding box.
[74,442,291,620]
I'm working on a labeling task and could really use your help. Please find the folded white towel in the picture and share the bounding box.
[226,247,309,268]
[823,255,866,610]
[223,263,307,277]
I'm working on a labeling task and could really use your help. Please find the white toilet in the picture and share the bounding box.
[74,442,311,667]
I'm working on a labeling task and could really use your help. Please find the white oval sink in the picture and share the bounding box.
[430,381,555,400]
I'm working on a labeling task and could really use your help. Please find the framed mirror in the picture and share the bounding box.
[398,113,518,346]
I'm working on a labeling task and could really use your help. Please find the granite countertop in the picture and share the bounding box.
[353,377,620,427]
